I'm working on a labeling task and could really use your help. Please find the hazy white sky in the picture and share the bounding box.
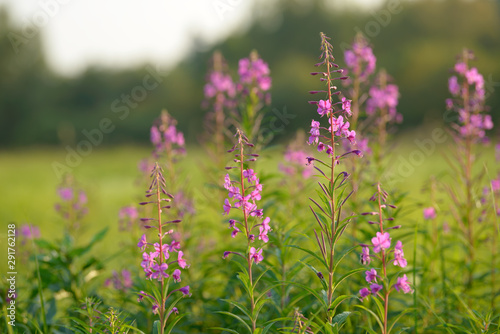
[0,0,381,76]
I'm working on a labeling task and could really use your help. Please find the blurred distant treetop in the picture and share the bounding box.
[0,0,499,147]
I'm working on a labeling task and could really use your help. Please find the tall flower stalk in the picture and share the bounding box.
[202,51,236,167]
[220,129,271,333]
[304,32,362,325]
[444,49,493,288]
[357,183,413,334]
[137,163,190,334]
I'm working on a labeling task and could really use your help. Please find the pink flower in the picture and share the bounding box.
[370,283,383,294]
[177,251,187,269]
[173,269,181,283]
[317,99,331,116]
[249,247,263,264]
[151,263,169,281]
[365,268,378,283]
[423,207,436,220]
[58,187,73,201]
[393,240,407,268]
[361,247,371,265]
[371,232,391,253]
[137,234,148,250]
[223,199,231,215]
[359,287,371,301]
[394,274,413,294]
[224,174,231,190]
[341,97,352,116]
[243,169,258,183]
[448,76,459,96]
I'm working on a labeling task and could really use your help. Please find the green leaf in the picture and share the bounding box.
[165,314,186,334]
[215,311,252,333]
[221,299,252,320]
[210,327,241,334]
[152,320,160,334]
[388,308,414,334]
[332,311,351,327]
[328,295,354,314]
[288,245,328,270]
[69,227,108,257]
[354,305,383,332]
[332,268,365,296]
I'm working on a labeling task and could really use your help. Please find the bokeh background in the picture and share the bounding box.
[0,0,499,147]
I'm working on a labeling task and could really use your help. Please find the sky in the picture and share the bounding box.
[0,0,382,76]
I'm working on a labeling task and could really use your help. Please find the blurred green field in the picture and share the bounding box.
[0,129,497,269]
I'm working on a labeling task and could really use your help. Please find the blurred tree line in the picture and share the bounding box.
[0,0,499,148]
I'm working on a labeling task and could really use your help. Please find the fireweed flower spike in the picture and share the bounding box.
[301,32,362,325]
[445,49,493,288]
[136,163,189,334]
[236,51,272,144]
[221,129,271,333]
[202,51,236,165]
[343,32,376,128]
[54,175,88,232]
[358,183,413,334]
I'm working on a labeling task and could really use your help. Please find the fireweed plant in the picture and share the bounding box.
[202,51,237,167]
[235,51,272,145]
[300,32,363,326]
[444,48,494,289]
[136,163,190,334]
[218,129,274,334]
[55,175,89,233]
[357,183,413,334]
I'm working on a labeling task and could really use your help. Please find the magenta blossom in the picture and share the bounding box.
[249,247,263,264]
[359,287,371,301]
[394,274,413,294]
[365,268,378,283]
[370,283,383,294]
[393,240,407,268]
[317,100,332,116]
[423,207,436,220]
[372,232,391,253]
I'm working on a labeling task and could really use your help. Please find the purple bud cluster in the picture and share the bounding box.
[359,184,412,301]
[150,111,186,158]
[446,50,493,140]
[222,130,270,264]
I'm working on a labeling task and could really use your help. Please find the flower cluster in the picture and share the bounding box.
[446,49,493,140]
[366,78,402,124]
[104,269,133,292]
[280,148,315,179]
[307,34,357,159]
[19,224,41,245]
[222,130,270,264]
[238,52,272,93]
[150,110,186,158]
[136,163,190,318]
[54,177,88,231]
[202,51,237,110]
[343,33,376,82]
[423,207,437,220]
[118,206,139,232]
[359,184,412,302]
